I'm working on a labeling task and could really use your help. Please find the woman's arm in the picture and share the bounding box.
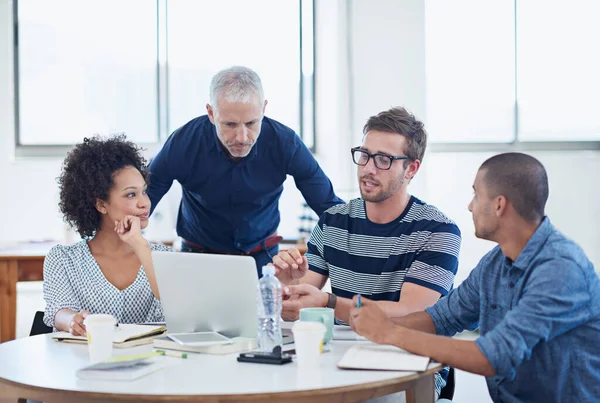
[42,245,83,330]
[54,308,90,336]
[115,216,160,298]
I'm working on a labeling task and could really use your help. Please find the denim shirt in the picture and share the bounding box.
[426,217,600,402]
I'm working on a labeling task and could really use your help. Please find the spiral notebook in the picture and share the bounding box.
[338,343,430,372]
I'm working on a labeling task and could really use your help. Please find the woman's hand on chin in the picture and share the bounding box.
[115,215,149,253]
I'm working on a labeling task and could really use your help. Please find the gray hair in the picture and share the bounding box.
[209,66,265,108]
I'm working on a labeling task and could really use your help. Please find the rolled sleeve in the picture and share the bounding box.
[475,259,591,380]
[404,226,461,296]
[42,245,81,328]
[425,260,483,337]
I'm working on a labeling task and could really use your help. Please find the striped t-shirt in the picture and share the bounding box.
[307,196,461,396]
[307,196,461,310]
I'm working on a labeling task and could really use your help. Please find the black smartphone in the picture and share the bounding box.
[237,352,293,365]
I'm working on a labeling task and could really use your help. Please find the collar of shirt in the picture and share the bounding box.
[507,216,553,272]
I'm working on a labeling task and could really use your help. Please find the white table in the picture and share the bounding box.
[0,335,440,403]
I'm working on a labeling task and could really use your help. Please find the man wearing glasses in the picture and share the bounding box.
[271,106,461,399]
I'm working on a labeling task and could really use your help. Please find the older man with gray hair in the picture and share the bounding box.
[148,66,343,276]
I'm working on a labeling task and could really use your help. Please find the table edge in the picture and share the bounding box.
[0,363,442,401]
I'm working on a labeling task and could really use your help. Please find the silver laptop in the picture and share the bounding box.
[152,251,258,338]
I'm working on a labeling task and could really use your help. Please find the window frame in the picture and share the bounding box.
[12,0,316,157]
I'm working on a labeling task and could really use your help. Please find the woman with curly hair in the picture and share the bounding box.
[42,135,171,335]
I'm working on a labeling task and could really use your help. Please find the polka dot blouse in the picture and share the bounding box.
[42,240,172,329]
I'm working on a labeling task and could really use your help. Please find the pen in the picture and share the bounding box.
[357,294,362,308]
[156,349,188,359]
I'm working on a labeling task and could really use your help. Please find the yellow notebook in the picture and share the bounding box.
[52,324,167,348]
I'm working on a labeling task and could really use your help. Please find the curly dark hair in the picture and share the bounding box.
[58,134,148,239]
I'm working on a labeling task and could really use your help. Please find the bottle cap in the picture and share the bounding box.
[262,265,275,276]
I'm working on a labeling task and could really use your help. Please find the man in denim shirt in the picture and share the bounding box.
[348,152,600,402]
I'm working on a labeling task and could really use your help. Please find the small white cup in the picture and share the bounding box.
[292,321,326,368]
[84,314,115,363]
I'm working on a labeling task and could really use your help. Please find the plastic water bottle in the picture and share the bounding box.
[257,265,282,353]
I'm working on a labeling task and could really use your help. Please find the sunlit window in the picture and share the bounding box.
[15,0,314,148]
[425,0,600,143]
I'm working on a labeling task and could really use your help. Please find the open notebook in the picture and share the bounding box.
[338,343,430,372]
[52,324,167,348]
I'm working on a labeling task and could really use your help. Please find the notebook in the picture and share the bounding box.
[52,324,167,348]
[76,353,166,381]
[338,343,430,372]
[153,335,256,355]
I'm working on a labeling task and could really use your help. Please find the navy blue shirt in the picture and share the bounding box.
[148,115,343,253]
[427,217,600,402]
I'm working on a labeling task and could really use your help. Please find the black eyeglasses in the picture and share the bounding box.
[350,147,409,170]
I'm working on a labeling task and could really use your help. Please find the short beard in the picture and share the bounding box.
[359,176,405,203]
[227,146,252,158]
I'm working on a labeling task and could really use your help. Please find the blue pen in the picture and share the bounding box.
[357,294,362,308]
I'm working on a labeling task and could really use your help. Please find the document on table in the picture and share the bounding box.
[338,343,430,372]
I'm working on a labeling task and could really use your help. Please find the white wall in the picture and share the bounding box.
[1,0,599,283]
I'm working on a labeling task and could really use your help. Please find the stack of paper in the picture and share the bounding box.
[52,324,167,348]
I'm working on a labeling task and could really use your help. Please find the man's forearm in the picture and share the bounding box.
[384,325,495,377]
[391,311,438,334]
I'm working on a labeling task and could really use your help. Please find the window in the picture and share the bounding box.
[167,0,300,136]
[14,0,315,150]
[425,0,515,143]
[424,0,600,145]
[15,0,158,145]
[517,0,600,142]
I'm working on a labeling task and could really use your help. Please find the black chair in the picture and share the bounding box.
[29,311,52,336]
[438,367,456,400]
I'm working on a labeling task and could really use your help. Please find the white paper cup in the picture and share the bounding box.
[292,321,326,368]
[84,314,115,363]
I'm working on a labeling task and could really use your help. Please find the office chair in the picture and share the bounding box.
[438,367,456,400]
[29,311,52,336]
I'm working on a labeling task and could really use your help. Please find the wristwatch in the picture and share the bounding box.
[326,292,337,309]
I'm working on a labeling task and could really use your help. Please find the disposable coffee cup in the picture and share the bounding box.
[84,314,115,363]
[291,321,326,368]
